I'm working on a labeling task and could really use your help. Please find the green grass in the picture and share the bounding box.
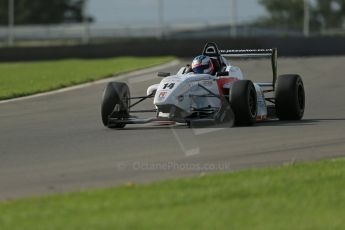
[0,56,174,100]
[1,158,345,230]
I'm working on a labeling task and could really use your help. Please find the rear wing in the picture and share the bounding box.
[220,49,278,88]
[202,42,278,88]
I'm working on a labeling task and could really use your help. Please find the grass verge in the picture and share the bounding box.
[1,158,345,230]
[0,56,174,100]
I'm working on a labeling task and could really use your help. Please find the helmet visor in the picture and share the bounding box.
[192,64,208,74]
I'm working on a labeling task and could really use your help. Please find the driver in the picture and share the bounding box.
[191,55,215,75]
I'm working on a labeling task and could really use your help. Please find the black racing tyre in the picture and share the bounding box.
[230,80,257,126]
[275,74,305,120]
[101,82,130,128]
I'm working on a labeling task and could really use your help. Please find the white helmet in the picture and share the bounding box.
[192,55,214,74]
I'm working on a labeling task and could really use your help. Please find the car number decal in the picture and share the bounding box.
[163,83,175,90]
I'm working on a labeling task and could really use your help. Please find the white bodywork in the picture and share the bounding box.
[254,84,268,120]
[154,73,220,115]
[148,64,268,120]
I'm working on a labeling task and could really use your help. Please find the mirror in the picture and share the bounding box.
[216,71,229,77]
[157,72,171,77]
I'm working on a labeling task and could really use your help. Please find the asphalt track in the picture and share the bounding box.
[1,57,345,200]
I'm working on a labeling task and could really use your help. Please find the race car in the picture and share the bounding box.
[101,42,305,128]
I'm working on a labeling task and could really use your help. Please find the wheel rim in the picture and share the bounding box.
[123,91,130,111]
[249,88,256,117]
[117,90,129,111]
[297,84,305,111]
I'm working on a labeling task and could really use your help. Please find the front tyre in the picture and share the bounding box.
[230,80,257,126]
[101,82,130,128]
[275,74,305,120]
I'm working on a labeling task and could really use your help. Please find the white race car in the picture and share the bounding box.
[101,42,305,128]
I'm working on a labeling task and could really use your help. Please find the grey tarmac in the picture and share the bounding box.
[1,56,345,200]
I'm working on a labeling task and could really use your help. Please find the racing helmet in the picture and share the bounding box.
[192,55,214,74]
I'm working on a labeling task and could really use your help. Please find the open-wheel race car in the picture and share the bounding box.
[101,42,305,129]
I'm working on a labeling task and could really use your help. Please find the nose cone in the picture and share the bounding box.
[154,76,183,106]
[154,90,172,105]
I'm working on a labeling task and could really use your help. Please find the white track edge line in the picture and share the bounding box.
[0,60,181,105]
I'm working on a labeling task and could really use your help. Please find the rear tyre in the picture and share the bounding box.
[101,82,130,128]
[230,80,257,126]
[275,74,305,120]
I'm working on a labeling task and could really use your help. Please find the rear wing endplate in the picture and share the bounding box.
[220,48,278,88]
